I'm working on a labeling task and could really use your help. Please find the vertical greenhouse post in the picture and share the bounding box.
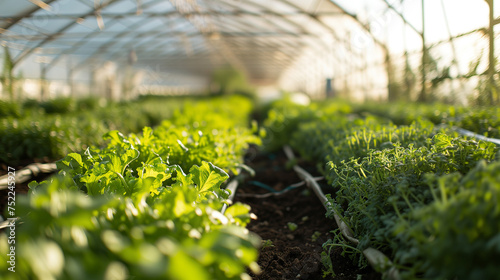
[386,51,398,101]
[67,56,74,97]
[486,0,497,104]
[2,46,15,101]
[419,0,427,102]
[40,64,48,101]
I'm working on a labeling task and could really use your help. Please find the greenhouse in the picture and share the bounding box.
[0,1,499,280]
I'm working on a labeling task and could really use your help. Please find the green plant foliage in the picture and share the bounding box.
[459,108,500,138]
[56,123,258,192]
[327,134,497,251]
[293,117,437,165]
[0,95,258,164]
[75,96,104,111]
[210,67,254,97]
[263,97,500,278]
[352,101,463,125]
[0,102,169,163]
[395,160,500,279]
[0,100,21,118]
[0,167,260,280]
[262,97,351,151]
[352,101,500,138]
[0,95,262,280]
[40,97,77,114]
[311,231,321,242]
[287,222,298,232]
[261,239,274,249]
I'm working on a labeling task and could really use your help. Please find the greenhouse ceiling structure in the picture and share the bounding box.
[0,0,498,103]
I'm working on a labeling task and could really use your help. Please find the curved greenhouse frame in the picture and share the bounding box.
[0,0,498,104]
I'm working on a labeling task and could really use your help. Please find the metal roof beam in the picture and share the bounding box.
[13,0,121,66]
[213,0,334,83]
[328,0,389,53]
[5,30,314,42]
[380,0,422,36]
[169,0,249,77]
[0,10,345,20]
[0,0,57,30]
[67,16,156,72]
[49,0,165,72]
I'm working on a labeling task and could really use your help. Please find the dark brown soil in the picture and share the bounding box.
[236,147,381,280]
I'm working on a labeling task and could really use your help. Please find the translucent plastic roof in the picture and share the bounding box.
[1,1,344,82]
[0,0,498,99]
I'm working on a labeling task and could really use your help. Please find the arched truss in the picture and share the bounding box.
[0,0,496,99]
[0,1,385,88]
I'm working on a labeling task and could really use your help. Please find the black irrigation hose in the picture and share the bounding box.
[242,178,324,198]
[247,180,277,193]
[0,163,57,229]
[239,180,314,199]
[0,163,58,190]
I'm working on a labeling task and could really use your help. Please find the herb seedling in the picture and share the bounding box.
[261,239,274,249]
[287,222,298,231]
[311,231,321,242]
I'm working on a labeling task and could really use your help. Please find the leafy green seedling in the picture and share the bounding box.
[287,222,298,232]
[311,231,321,242]
[261,239,274,249]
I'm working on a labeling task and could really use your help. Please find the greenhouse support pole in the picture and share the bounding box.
[386,52,397,101]
[89,68,96,97]
[67,56,74,97]
[68,69,74,97]
[487,0,496,104]
[419,0,427,102]
[2,46,15,101]
[40,64,48,101]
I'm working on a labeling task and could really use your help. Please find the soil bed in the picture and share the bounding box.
[236,147,380,280]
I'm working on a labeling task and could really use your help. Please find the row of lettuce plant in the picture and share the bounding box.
[0,95,228,164]
[263,98,500,279]
[0,95,262,280]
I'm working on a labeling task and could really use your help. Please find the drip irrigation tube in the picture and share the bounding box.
[237,178,323,199]
[221,178,239,214]
[453,126,500,145]
[283,146,401,280]
[0,163,58,190]
[220,168,247,215]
